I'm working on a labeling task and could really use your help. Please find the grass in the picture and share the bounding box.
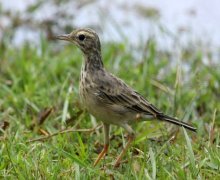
[0,36,220,179]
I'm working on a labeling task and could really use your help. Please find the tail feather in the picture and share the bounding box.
[157,114,196,132]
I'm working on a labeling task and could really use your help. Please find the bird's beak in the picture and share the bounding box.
[55,34,71,41]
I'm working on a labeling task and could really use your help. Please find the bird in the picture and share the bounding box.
[55,28,196,167]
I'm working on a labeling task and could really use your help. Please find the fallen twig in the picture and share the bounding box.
[27,125,102,143]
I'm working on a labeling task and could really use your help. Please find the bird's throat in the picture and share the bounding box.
[83,52,104,71]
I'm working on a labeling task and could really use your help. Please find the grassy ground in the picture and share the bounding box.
[0,37,219,179]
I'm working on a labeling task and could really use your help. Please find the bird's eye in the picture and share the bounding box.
[78,34,85,41]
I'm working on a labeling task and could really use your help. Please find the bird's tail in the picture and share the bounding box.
[157,114,196,132]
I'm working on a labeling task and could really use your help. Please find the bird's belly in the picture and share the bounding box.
[88,104,132,125]
[80,91,136,125]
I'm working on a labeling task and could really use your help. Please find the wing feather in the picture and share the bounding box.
[94,73,162,117]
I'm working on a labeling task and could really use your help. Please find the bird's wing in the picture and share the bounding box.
[93,71,197,132]
[94,72,163,117]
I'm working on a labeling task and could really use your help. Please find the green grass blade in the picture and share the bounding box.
[183,128,196,172]
[149,147,156,179]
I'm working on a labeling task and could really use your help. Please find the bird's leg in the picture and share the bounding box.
[114,124,135,168]
[94,123,110,166]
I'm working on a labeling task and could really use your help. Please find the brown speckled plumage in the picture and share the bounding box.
[56,28,196,167]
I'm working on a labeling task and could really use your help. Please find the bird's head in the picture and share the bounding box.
[56,28,101,54]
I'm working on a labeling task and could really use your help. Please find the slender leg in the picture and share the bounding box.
[93,123,110,166]
[114,124,135,168]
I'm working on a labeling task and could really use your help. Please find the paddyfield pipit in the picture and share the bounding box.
[56,28,196,167]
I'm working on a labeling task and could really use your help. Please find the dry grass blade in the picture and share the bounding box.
[151,79,173,95]
[38,107,54,125]
[29,107,53,130]
[0,121,9,130]
[209,109,217,146]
